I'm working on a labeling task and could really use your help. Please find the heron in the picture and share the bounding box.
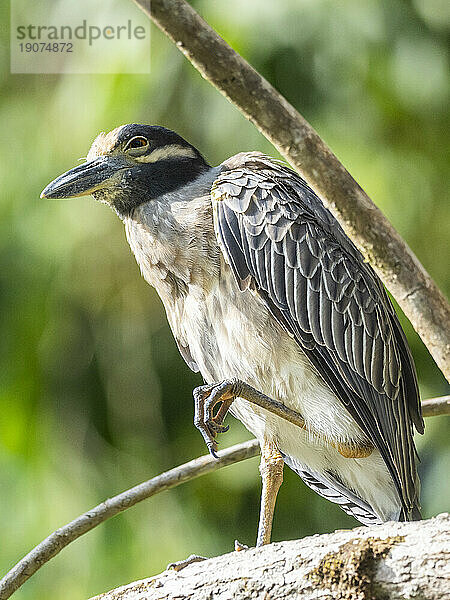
[42,124,423,547]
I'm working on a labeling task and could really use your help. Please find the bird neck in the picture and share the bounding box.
[123,165,222,294]
[132,167,220,233]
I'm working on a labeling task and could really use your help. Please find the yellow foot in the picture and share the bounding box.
[234,539,249,551]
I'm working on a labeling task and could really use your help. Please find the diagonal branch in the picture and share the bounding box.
[0,440,259,600]
[0,395,448,599]
[133,0,450,381]
[421,394,450,418]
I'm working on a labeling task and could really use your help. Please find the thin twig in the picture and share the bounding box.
[421,395,450,418]
[1,395,448,599]
[133,0,450,381]
[0,440,260,600]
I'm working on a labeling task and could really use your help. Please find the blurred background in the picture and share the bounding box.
[0,0,449,597]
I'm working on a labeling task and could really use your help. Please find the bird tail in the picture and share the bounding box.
[400,504,422,522]
[281,453,383,526]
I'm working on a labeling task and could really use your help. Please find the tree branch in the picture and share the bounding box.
[0,440,259,600]
[421,394,450,418]
[90,514,450,600]
[133,0,450,381]
[0,396,447,599]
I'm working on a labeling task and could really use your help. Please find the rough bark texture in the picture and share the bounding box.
[91,513,449,600]
[134,0,450,380]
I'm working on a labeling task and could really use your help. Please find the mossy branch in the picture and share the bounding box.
[90,514,450,600]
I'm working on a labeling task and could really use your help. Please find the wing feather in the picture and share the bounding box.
[212,152,423,518]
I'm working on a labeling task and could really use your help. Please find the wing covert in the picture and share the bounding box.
[212,152,423,517]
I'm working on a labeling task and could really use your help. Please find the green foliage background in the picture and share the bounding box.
[0,1,449,598]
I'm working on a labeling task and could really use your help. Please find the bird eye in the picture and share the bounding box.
[125,136,149,151]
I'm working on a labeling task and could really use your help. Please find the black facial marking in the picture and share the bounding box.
[90,125,211,218]
[95,155,210,218]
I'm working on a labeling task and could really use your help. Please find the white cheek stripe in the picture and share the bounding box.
[134,144,198,163]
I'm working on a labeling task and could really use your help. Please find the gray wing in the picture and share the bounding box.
[212,152,424,519]
[281,453,382,525]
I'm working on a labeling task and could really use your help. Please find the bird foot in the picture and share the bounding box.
[168,541,249,573]
[234,539,249,551]
[193,378,308,457]
[167,554,207,572]
[193,379,374,460]
[193,379,240,457]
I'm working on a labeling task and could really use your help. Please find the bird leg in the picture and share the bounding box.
[193,383,233,457]
[193,378,306,457]
[193,378,373,459]
[256,441,284,546]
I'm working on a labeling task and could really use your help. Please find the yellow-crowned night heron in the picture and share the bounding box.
[42,124,424,546]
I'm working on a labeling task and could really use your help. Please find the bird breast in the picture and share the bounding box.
[122,169,399,523]
[182,264,369,447]
[124,191,369,465]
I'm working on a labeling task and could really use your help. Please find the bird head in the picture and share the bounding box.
[41,124,210,216]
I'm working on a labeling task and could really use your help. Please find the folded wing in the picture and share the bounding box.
[212,152,423,519]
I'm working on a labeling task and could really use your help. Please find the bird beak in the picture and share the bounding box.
[40,156,125,199]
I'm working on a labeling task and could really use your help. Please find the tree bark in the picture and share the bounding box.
[133,0,450,381]
[90,513,449,600]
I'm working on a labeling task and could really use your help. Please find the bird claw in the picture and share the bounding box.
[193,380,237,456]
[208,421,230,434]
[234,539,249,552]
[167,554,207,572]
